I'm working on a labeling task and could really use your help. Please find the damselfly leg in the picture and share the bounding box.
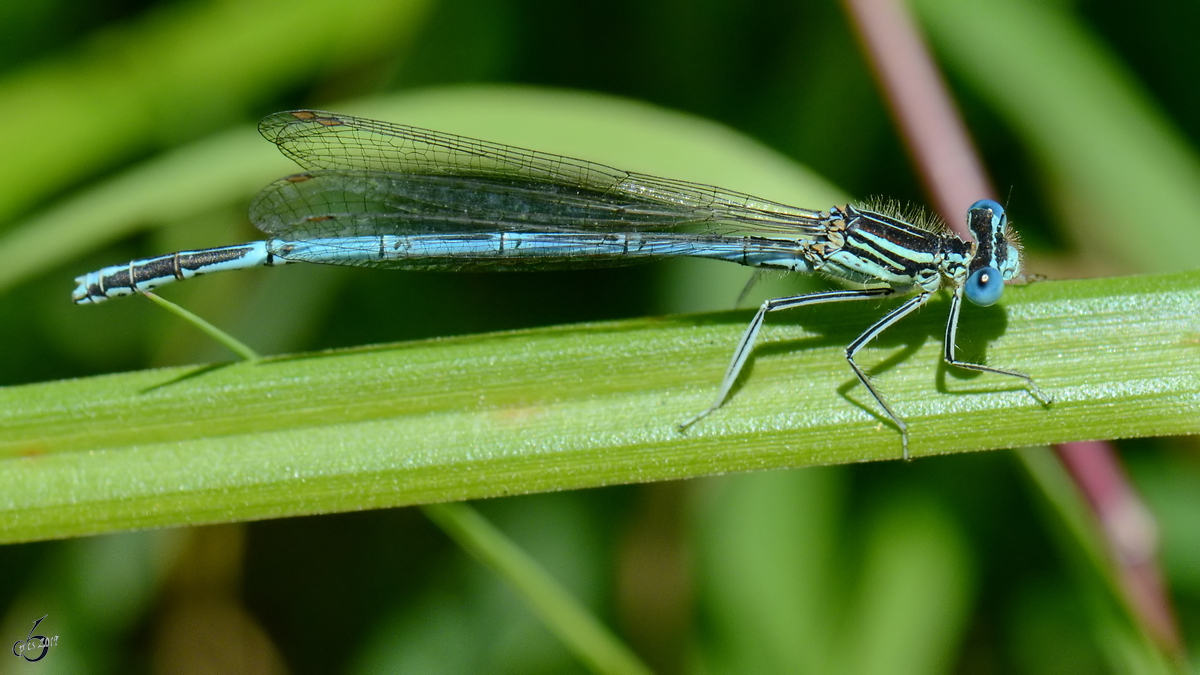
[678,287,897,430]
[942,288,1051,404]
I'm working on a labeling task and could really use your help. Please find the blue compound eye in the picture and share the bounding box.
[965,266,1004,306]
[969,199,1005,222]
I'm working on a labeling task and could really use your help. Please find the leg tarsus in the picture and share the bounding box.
[942,289,1052,407]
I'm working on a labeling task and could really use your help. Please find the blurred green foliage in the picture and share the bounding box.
[0,0,1197,673]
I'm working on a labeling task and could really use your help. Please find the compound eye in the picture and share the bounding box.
[968,199,1005,223]
[965,266,1004,306]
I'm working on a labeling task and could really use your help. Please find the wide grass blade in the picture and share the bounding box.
[0,270,1197,543]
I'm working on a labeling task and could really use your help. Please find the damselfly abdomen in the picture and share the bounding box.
[74,110,1050,458]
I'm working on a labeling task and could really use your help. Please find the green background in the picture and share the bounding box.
[0,0,1197,672]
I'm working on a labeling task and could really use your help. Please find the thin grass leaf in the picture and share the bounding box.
[142,292,261,362]
[423,503,652,675]
[0,270,1196,543]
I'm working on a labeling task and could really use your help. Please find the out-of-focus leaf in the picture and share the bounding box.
[0,0,435,223]
[0,127,294,293]
[696,476,972,675]
[839,497,973,675]
[695,468,844,673]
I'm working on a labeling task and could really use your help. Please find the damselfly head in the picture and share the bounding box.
[964,199,1022,306]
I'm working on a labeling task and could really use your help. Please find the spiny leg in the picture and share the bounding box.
[844,292,933,460]
[942,289,1052,404]
[679,286,896,431]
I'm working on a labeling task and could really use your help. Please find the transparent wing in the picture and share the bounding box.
[251,170,779,271]
[251,170,764,238]
[258,110,830,236]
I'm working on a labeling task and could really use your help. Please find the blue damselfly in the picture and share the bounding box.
[74,110,1049,458]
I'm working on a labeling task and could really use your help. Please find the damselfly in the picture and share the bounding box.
[74,109,1049,458]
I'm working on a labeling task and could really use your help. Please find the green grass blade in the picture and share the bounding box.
[422,503,652,675]
[142,292,261,362]
[0,271,1197,543]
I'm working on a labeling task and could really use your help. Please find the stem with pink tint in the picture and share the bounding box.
[841,0,1182,657]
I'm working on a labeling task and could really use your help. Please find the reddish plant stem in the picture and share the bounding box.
[1056,441,1183,655]
[840,0,989,232]
[841,0,1182,657]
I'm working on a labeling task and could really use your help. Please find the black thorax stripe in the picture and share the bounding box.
[842,207,942,276]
